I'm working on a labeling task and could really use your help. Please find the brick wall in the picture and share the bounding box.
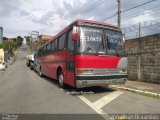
[125,33,160,84]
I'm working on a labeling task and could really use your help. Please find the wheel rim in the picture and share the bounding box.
[59,73,64,87]
[39,69,42,76]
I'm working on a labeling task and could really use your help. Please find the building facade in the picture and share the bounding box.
[39,34,53,41]
[0,27,3,44]
[0,49,4,63]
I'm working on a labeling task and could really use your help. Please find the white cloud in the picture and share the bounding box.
[0,0,159,37]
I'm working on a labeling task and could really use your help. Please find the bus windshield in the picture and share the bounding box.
[79,27,104,54]
[79,27,125,56]
[104,29,125,56]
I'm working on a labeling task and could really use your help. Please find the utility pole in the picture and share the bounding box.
[139,22,141,38]
[117,0,121,28]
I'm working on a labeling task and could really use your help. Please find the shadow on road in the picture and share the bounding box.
[40,74,116,96]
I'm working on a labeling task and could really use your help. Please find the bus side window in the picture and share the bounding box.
[41,47,44,55]
[46,45,48,54]
[39,49,41,57]
[55,39,58,51]
[49,43,52,53]
[44,46,47,55]
[51,41,55,53]
[58,33,66,50]
[68,29,74,51]
[47,43,51,54]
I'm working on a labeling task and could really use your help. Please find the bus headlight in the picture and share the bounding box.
[76,69,94,75]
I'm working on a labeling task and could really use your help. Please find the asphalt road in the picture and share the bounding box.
[0,44,160,120]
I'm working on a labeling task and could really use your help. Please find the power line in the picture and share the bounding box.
[102,12,117,22]
[102,0,159,22]
[72,0,101,15]
[79,1,104,14]
[68,0,105,20]
[122,0,158,13]
[126,4,160,17]
[111,5,160,24]
[64,0,100,18]
[122,7,160,21]
[65,0,106,21]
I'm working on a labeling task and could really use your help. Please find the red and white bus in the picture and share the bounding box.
[37,19,127,88]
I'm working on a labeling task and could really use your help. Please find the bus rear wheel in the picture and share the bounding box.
[58,71,65,88]
[39,67,43,77]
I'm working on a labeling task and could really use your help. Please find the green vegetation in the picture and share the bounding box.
[0,36,23,49]
[27,39,46,52]
[0,36,23,56]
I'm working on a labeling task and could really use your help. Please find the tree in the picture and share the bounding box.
[25,36,31,43]
[3,37,8,41]
[16,36,23,46]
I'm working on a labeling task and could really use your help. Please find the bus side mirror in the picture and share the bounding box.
[72,26,78,41]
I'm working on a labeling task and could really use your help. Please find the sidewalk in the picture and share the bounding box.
[110,80,160,98]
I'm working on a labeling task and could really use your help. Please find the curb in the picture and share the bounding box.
[110,85,160,98]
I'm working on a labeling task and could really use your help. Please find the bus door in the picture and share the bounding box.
[66,29,76,87]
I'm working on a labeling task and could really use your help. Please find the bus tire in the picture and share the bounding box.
[39,67,43,77]
[58,71,65,88]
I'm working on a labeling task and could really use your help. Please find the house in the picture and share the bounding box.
[39,34,53,41]
[0,49,4,63]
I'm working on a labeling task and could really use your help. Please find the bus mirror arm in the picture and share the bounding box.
[72,33,78,41]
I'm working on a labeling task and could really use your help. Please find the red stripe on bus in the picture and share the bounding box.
[75,55,122,68]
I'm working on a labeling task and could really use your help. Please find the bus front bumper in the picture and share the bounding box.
[76,75,127,88]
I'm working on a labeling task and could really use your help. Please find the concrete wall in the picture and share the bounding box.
[125,33,160,84]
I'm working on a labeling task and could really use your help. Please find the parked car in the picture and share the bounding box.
[33,52,39,72]
[26,54,34,70]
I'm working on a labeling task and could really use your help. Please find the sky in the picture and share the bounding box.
[0,0,160,38]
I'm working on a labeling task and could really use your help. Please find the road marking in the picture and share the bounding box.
[78,91,123,115]
[78,95,106,114]
[92,91,123,109]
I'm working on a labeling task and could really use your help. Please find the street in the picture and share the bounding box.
[0,44,160,120]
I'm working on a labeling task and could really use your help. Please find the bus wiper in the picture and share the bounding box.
[95,42,105,56]
[106,35,119,56]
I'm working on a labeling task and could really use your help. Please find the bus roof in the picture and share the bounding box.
[39,19,120,49]
[76,19,118,28]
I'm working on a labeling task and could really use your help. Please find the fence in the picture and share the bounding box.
[122,18,160,40]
